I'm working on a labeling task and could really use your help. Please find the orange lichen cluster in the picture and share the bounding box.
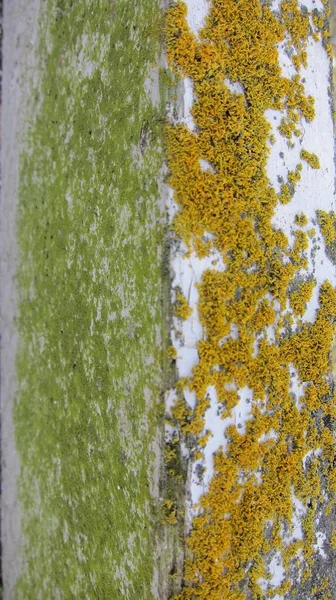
[300,149,321,169]
[168,345,178,359]
[174,290,193,320]
[165,0,335,598]
[279,164,303,204]
[312,3,333,59]
[295,212,308,226]
[289,278,316,316]
[281,0,309,52]
[330,530,336,550]
[161,498,178,525]
[317,209,336,250]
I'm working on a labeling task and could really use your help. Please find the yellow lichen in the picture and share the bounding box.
[174,291,192,320]
[300,149,321,169]
[330,530,336,550]
[281,0,309,50]
[317,210,336,249]
[288,163,302,185]
[279,182,292,204]
[295,212,308,226]
[326,42,333,60]
[166,1,336,598]
[290,279,316,316]
[161,499,178,525]
[165,445,177,464]
[167,345,178,359]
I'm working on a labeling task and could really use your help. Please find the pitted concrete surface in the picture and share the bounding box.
[1,1,40,597]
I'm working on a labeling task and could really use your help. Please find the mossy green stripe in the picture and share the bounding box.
[15,1,166,598]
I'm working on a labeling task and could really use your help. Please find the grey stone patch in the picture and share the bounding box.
[286,501,336,600]
[1,0,41,598]
[144,63,161,110]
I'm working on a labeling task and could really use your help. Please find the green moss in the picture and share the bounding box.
[14,1,172,598]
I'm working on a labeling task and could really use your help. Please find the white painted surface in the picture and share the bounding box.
[185,0,209,34]
[258,552,286,600]
[183,78,196,131]
[270,34,336,306]
[314,531,328,558]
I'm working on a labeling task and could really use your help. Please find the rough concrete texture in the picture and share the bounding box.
[1,1,40,597]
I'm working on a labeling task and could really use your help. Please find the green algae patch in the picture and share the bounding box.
[14,1,171,598]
